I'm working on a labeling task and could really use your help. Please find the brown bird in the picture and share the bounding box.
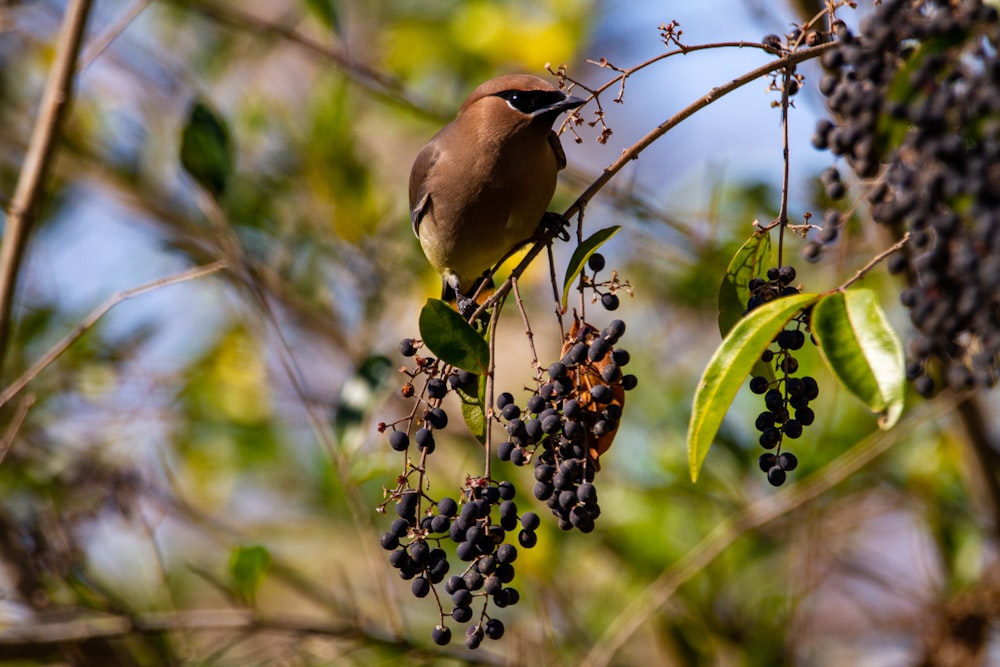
[409,74,584,304]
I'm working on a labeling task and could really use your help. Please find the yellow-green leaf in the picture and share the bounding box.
[812,289,905,429]
[561,226,621,309]
[688,292,821,482]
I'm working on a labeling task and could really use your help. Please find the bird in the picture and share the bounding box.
[409,74,585,306]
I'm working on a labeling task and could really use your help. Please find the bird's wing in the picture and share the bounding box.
[409,142,441,237]
[547,130,568,170]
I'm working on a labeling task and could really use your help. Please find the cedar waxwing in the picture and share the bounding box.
[409,75,585,302]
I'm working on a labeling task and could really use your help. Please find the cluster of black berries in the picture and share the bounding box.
[379,477,535,647]
[496,319,637,531]
[813,0,1000,394]
[585,252,628,312]
[746,266,817,486]
[382,340,536,648]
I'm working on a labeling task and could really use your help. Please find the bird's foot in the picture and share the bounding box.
[540,211,571,242]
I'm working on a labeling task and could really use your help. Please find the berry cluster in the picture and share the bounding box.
[379,475,535,648]
[382,342,536,647]
[746,266,817,486]
[813,0,1000,394]
[496,319,637,531]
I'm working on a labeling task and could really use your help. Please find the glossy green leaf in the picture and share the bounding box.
[418,299,490,374]
[718,230,773,381]
[458,374,487,444]
[180,100,234,198]
[689,292,821,482]
[812,289,905,429]
[229,545,272,604]
[561,226,621,308]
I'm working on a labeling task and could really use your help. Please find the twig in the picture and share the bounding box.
[0,394,35,465]
[77,0,153,72]
[580,388,969,667]
[0,0,94,383]
[0,261,227,410]
[177,0,444,120]
[839,232,910,290]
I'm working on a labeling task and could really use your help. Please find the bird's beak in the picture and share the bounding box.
[530,95,586,117]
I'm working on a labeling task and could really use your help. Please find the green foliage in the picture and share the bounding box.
[180,99,234,198]
[717,230,773,381]
[229,544,273,605]
[562,225,620,308]
[812,289,905,428]
[688,292,820,481]
[418,298,490,374]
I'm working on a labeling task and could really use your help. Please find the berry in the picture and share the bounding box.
[485,618,505,640]
[452,605,473,623]
[749,376,769,394]
[411,577,430,598]
[521,511,540,531]
[588,253,606,272]
[432,625,452,646]
[601,293,620,311]
[399,338,418,357]
[388,430,409,452]
[767,466,787,487]
[778,452,799,471]
[427,378,447,399]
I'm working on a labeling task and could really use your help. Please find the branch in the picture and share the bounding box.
[0,261,227,410]
[0,0,94,382]
[580,388,970,667]
[176,0,445,120]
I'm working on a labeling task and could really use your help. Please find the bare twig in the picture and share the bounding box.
[0,261,227,411]
[580,389,969,667]
[78,0,153,72]
[839,232,910,290]
[176,0,444,120]
[0,0,94,382]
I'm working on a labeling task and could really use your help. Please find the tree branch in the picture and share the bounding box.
[0,0,94,383]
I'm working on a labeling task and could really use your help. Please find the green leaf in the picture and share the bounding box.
[180,100,234,198]
[561,226,621,309]
[688,292,821,482]
[304,0,341,33]
[718,231,771,336]
[418,299,490,374]
[717,230,773,381]
[812,289,905,429]
[458,374,487,444]
[229,545,272,604]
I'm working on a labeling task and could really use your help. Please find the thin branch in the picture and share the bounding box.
[580,389,970,667]
[0,261,227,410]
[77,0,153,72]
[839,232,910,290]
[176,0,444,120]
[0,0,94,382]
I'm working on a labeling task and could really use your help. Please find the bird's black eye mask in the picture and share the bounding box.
[494,89,570,115]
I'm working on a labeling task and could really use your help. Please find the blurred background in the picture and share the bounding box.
[1,0,999,664]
